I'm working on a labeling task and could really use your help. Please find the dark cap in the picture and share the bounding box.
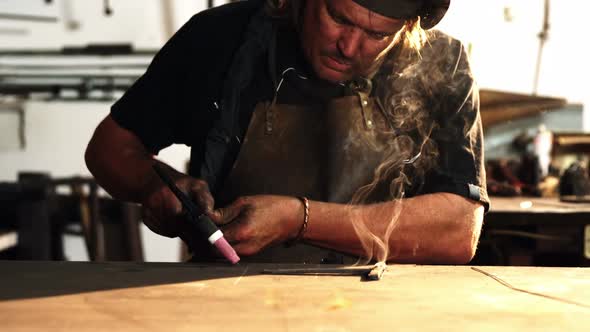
[352,0,450,29]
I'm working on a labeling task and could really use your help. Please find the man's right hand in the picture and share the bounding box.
[141,164,215,240]
[85,116,215,246]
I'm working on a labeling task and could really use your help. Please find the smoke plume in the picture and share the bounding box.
[349,30,477,263]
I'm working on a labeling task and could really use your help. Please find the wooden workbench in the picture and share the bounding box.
[0,261,589,331]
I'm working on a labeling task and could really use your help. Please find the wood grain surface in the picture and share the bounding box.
[0,261,589,331]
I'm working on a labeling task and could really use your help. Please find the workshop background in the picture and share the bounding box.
[1,0,589,264]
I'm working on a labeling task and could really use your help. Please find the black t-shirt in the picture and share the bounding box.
[111,1,263,166]
[111,1,490,210]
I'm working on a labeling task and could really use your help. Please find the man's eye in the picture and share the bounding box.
[368,32,388,40]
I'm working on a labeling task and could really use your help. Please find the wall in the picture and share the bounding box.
[438,0,590,128]
[3,0,587,100]
[0,0,162,49]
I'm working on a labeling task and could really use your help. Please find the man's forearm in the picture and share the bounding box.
[302,193,484,264]
[85,116,160,203]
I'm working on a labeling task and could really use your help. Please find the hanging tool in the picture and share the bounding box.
[104,0,113,16]
[533,0,550,95]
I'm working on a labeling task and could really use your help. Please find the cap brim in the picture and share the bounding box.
[420,1,450,29]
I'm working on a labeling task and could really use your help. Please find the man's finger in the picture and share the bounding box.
[141,207,178,238]
[190,183,214,213]
[220,223,239,244]
[232,241,260,257]
[210,197,247,225]
[163,191,183,216]
[177,221,205,254]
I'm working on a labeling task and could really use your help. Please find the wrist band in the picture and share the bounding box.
[287,196,309,246]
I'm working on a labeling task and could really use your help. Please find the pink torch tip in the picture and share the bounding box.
[213,236,240,264]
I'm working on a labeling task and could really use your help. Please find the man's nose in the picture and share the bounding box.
[337,27,362,60]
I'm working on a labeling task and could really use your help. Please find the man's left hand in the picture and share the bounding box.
[210,195,304,256]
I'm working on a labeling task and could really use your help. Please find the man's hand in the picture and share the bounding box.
[211,195,304,256]
[141,164,215,241]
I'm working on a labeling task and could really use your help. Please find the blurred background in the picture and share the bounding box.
[1,0,589,266]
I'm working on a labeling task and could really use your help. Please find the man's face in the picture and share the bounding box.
[300,0,406,83]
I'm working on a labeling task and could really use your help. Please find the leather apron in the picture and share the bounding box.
[215,77,401,264]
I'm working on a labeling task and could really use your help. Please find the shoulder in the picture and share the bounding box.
[421,32,479,129]
[180,1,264,69]
[417,30,476,103]
[377,29,479,129]
[419,30,472,75]
[168,1,265,93]
[423,30,466,52]
[152,1,262,61]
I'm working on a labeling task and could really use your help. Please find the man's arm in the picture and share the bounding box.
[303,193,484,264]
[85,115,215,239]
[85,115,159,203]
[215,193,484,264]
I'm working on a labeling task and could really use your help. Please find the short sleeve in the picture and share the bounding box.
[418,37,490,211]
[110,15,200,154]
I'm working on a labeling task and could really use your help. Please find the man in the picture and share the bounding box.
[85,0,488,264]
